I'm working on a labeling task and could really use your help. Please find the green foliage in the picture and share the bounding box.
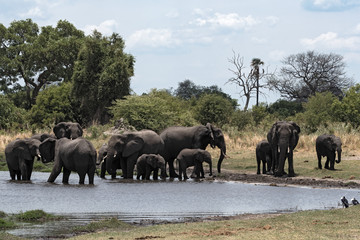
[29,82,75,128]
[296,92,337,133]
[332,84,360,128]
[251,103,268,125]
[194,94,235,127]
[110,90,196,132]
[267,99,303,119]
[72,31,134,125]
[0,218,15,230]
[230,110,253,131]
[0,19,84,108]
[0,95,27,130]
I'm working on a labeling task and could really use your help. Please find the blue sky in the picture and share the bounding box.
[1,0,360,109]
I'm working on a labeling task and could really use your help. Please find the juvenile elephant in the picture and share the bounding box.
[136,154,166,180]
[176,148,212,180]
[53,122,83,139]
[256,140,272,174]
[39,138,97,184]
[160,123,226,178]
[267,121,300,177]
[5,138,41,180]
[316,134,342,170]
[106,130,164,179]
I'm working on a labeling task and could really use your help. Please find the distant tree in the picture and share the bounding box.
[227,51,271,111]
[251,58,264,106]
[174,79,201,100]
[72,31,135,124]
[268,51,353,101]
[0,19,84,108]
[0,95,27,130]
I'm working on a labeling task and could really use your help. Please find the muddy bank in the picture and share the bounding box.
[214,169,360,189]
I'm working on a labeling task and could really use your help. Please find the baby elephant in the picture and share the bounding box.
[39,137,97,184]
[176,148,212,180]
[256,140,272,174]
[136,154,166,180]
[316,134,342,170]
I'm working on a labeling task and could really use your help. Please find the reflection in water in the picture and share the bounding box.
[0,171,359,238]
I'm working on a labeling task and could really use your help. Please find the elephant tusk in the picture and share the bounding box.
[222,150,230,158]
[113,154,117,158]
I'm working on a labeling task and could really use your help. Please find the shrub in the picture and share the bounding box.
[0,95,27,130]
[15,210,59,222]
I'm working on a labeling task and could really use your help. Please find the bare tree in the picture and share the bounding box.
[227,51,270,111]
[267,51,353,101]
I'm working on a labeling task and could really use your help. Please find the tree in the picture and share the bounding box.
[0,19,84,108]
[0,95,27,130]
[268,51,353,101]
[227,51,270,111]
[267,99,303,119]
[71,31,135,124]
[250,58,264,106]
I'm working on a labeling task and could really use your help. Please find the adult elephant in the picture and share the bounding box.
[53,122,83,139]
[160,123,226,178]
[31,133,56,142]
[5,138,41,181]
[316,134,342,170]
[39,138,97,184]
[267,121,300,177]
[106,130,164,179]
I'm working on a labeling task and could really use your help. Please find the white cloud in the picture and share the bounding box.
[301,32,360,50]
[303,0,360,11]
[193,12,259,30]
[166,10,179,18]
[127,28,181,49]
[354,23,360,34]
[83,20,118,36]
[269,50,286,61]
[266,16,279,27]
[20,7,43,17]
[252,37,267,44]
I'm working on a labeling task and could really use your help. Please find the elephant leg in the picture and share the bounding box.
[48,164,62,183]
[9,169,16,180]
[324,156,330,169]
[78,172,86,184]
[153,168,159,180]
[120,158,127,178]
[26,160,34,180]
[168,159,179,178]
[126,155,137,179]
[136,171,141,180]
[262,160,267,174]
[330,158,335,170]
[88,171,95,185]
[256,156,261,174]
[16,171,21,180]
[317,152,322,169]
[287,150,295,177]
[62,168,71,184]
[100,161,106,178]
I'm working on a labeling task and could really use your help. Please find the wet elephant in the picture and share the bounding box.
[176,148,212,180]
[106,130,164,179]
[136,154,166,180]
[39,137,97,184]
[267,121,300,177]
[5,138,41,180]
[160,123,226,178]
[316,134,342,170]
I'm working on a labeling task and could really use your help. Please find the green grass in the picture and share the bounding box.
[14,210,62,222]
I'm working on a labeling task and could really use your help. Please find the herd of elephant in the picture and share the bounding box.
[4,122,225,184]
[4,120,342,184]
[256,121,342,176]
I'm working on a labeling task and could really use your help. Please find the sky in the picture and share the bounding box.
[1,0,360,109]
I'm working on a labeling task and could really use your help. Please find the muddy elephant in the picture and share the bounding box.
[106,130,164,179]
[267,121,300,177]
[39,138,97,184]
[256,140,272,175]
[136,154,166,180]
[316,134,342,170]
[53,122,83,139]
[176,148,212,180]
[160,123,226,178]
[5,138,41,180]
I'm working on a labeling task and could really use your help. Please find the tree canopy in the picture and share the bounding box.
[268,51,353,102]
[0,19,84,108]
[71,31,135,124]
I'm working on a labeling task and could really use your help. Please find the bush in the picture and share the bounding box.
[109,90,197,132]
[15,210,59,222]
[29,82,76,128]
[267,99,303,119]
[0,95,27,130]
[194,94,235,127]
[230,110,253,131]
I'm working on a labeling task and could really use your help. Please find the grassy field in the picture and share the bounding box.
[1,124,360,239]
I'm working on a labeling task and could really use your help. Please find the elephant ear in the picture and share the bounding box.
[14,140,33,160]
[123,136,144,158]
[289,121,301,134]
[205,123,216,148]
[53,122,67,139]
[39,138,56,162]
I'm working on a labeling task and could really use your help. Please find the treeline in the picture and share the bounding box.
[1,19,359,134]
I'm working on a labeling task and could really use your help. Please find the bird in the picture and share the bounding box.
[341,196,349,208]
[351,198,359,206]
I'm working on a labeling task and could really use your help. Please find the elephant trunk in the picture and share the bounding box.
[336,149,341,164]
[106,153,117,176]
[209,158,213,176]
[217,145,226,173]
